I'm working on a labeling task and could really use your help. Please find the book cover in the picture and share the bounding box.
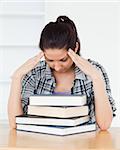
[28,105,89,118]
[29,95,87,106]
[16,115,89,126]
[16,123,96,136]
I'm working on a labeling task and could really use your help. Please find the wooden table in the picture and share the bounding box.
[0,123,120,150]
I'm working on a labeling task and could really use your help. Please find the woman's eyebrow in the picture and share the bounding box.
[45,57,51,61]
[45,55,68,61]
[44,56,52,61]
[60,56,68,61]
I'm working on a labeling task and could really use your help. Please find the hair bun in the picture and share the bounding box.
[56,16,70,23]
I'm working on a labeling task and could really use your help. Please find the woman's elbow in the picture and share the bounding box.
[99,123,111,131]
[98,119,112,131]
[10,124,17,129]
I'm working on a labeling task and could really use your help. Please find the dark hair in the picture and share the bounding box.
[39,16,81,55]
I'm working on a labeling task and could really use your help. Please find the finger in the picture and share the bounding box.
[68,51,77,62]
[37,51,44,58]
[68,49,87,69]
[68,52,81,67]
[34,51,44,62]
[68,49,87,64]
[68,49,81,60]
[68,49,80,63]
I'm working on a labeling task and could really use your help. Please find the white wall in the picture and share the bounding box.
[0,1,120,126]
[0,1,45,121]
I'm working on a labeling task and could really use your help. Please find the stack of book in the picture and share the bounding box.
[16,95,96,136]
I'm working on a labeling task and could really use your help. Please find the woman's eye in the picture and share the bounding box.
[60,58,67,62]
[48,60,53,62]
[47,58,67,62]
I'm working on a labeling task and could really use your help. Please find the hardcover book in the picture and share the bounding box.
[28,105,89,118]
[16,115,89,126]
[29,95,87,106]
[17,123,96,136]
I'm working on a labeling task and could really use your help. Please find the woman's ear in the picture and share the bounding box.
[75,42,79,53]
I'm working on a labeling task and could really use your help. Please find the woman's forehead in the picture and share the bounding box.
[44,48,68,60]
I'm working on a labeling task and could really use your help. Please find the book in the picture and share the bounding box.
[28,105,89,118]
[16,123,96,136]
[16,115,89,126]
[29,95,87,106]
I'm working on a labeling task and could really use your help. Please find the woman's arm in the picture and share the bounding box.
[68,49,114,130]
[8,76,23,129]
[8,52,44,129]
[91,73,113,130]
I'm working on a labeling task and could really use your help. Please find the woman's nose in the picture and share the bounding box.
[54,62,62,71]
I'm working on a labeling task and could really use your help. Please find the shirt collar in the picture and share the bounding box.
[74,65,87,80]
[44,63,53,80]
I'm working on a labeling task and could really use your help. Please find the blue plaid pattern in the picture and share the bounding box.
[21,59,116,123]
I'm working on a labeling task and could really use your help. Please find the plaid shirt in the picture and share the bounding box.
[21,59,116,123]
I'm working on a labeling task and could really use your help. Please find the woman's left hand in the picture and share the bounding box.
[68,49,100,79]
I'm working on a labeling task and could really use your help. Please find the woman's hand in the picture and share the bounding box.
[68,49,100,79]
[12,51,44,79]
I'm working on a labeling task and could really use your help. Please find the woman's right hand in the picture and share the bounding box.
[12,51,44,79]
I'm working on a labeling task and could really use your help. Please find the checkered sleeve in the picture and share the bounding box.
[91,60,116,117]
[21,70,36,114]
[87,91,96,123]
[87,60,116,124]
[97,63,116,117]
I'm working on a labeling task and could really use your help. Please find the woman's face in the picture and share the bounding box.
[44,48,74,73]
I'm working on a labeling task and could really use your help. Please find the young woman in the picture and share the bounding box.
[8,16,116,129]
